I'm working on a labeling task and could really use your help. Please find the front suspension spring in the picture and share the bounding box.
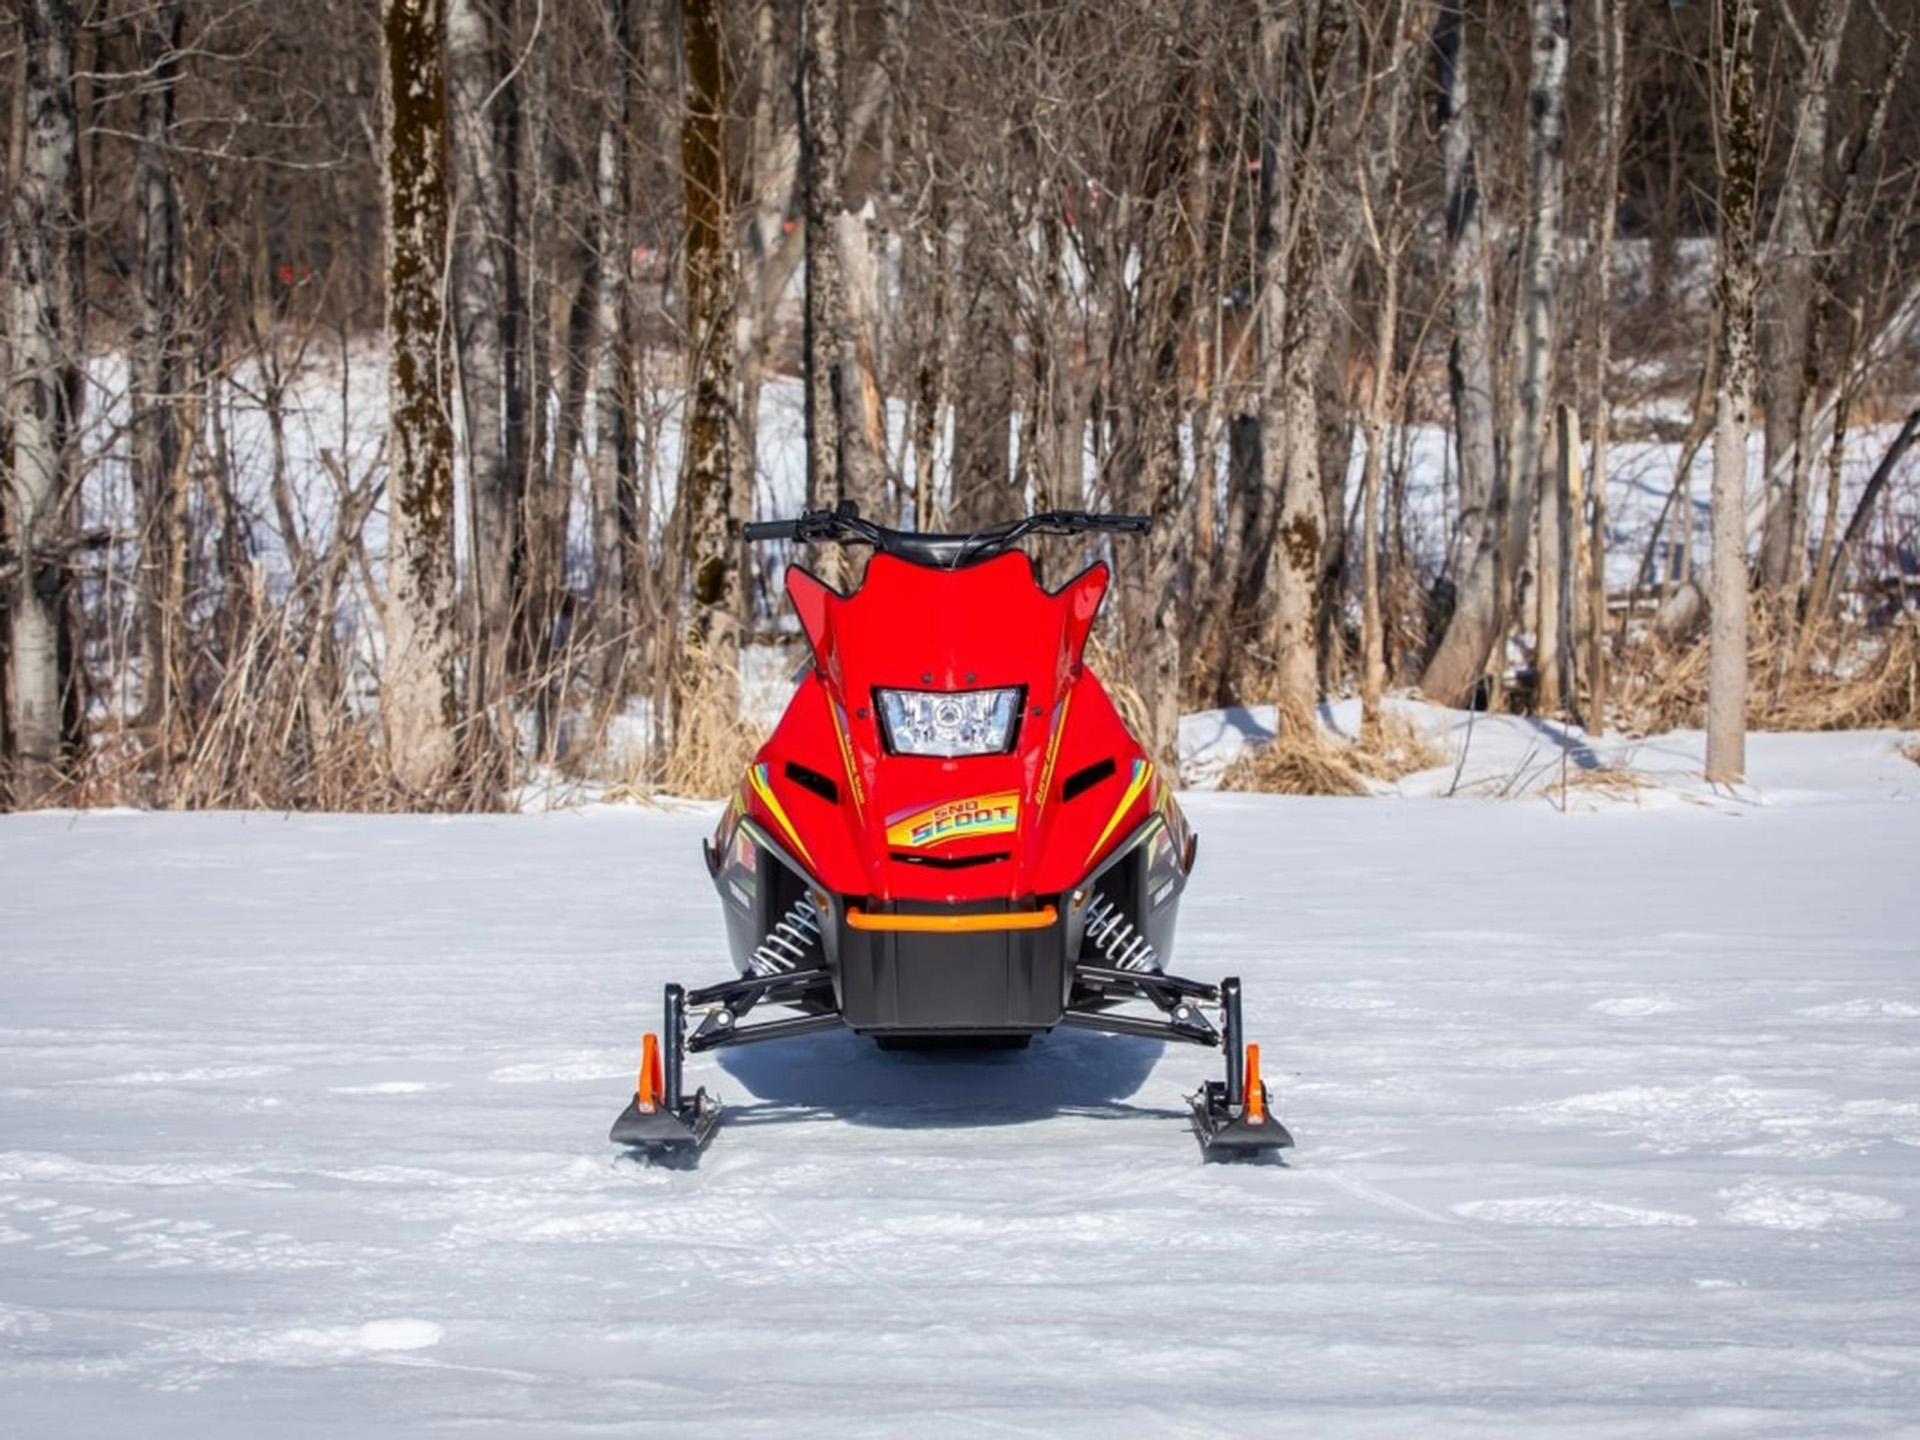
[749,894,823,976]
[1082,891,1159,973]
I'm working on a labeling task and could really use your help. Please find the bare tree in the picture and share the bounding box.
[447,0,519,773]
[1707,0,1759,783]
[129,0,187,751]
[799,0,847,514]
[1756,0,1850,592]
[4,0,82,806]
[1418,0,1504,708]
[1356,0,1418,741]
[588,0,636,695]
[381,0,461,793]
[1580,0,1623,733]
[678,0,742,724]
[1522,0,1571,715]
[1260,0,1349,738]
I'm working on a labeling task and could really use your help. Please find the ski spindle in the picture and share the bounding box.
[1222,976,1244,1109]
[663,984,686,1115]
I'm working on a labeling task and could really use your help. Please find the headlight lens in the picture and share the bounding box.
[876,686,1023,757]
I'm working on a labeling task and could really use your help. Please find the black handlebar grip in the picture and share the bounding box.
[743,519,798,542]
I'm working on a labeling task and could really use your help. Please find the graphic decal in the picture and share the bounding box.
[748,762,815,868]
[830,700,867,810]
[1036,691,1073,807]
[885,792,1020,849]
[731,825,759,875]
[1087,759,1154,862]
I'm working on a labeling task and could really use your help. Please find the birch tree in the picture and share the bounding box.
[1522,0,1571,715]
[381,0,461,793]
[1756,0,1849,592]
[799,0,847,514]
[1356,0,1418,741]
[588,0,635,693]
[1417,0,1504,708]
[129,0,186,747]
[446,0,521,774]
[3,0,82,805]
[1706,0,1759,784]
[1580,0,1623,733]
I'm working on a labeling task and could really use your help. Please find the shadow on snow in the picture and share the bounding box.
[709,1025,1179,1132]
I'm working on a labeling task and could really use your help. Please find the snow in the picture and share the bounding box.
[3,736,1919,1435]
[1181,694,1920,808]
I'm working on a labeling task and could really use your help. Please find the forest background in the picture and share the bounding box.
[2,0,1917,811]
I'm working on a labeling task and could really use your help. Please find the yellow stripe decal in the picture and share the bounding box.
[748,762,814,869]
[1036,690,1073,809]
[1088,759,1154,864]
[829,701,866,811]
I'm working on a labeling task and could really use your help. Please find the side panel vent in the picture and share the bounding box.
[1060,757,1117,803]
[784,761,840,805]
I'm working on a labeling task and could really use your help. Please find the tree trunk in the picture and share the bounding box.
[1706,0,1758,785]
[1418,0,1504,707]
[447,0,517,774]
[679,0,741,726]
[1518,0,1571,714]
[1106,78,1194,774]
[739,0,796,505]
[799,0,846,515]
[1582,0,1622,735]
[381,0,461,795]
[1358,219,1402,743]
[589,0,634,695]
[1259,0,1347,739]
[1757,0,1849,591]
[4,0,82,806]
[950,208,1017,530]
[834,200,889,518]
[517,5,567,689]
[1357,1,1416,741]
[909,159,949,531]
[130,0,186,748]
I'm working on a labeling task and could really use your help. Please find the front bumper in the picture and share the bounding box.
[831,898,1070,1034]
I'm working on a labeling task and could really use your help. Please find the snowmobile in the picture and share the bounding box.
[611,504,1292,1160]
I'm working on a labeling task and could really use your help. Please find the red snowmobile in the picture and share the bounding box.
[611,505,1291,1159]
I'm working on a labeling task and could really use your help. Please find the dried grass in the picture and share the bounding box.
[1900,740,1920,770]
[1620,606,1920,735]
[1551,763,1658,804]
[1084,636,1152,742]
[658,635,761,800]
[61,583,425,813]
[1220,707,1444,796]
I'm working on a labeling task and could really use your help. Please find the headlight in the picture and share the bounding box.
[876,687,1023,757]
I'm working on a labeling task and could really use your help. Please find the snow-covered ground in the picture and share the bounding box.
[3,734,1918,1436]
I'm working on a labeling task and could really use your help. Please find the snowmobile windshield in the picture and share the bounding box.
[743,504,1149,570]
[782,549,1111,726]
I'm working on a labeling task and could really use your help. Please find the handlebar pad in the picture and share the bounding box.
[743,519,800,542]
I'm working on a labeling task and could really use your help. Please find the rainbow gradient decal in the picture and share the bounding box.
[885,792,1020,849]
[1087,759,1154,862]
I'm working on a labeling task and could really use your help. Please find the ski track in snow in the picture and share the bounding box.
[3,739,1919,1436]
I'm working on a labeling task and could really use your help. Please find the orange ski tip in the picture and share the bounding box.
[637,1033,662,1114]
[845,904,1059,934]
[1244,1043,1266,1126]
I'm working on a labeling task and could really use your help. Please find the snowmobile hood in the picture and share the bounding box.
[739,551,1177,905]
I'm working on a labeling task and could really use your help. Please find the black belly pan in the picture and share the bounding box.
[832,900,1070,1034]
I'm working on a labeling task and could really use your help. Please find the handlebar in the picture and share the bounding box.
[743,504,1150,568]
